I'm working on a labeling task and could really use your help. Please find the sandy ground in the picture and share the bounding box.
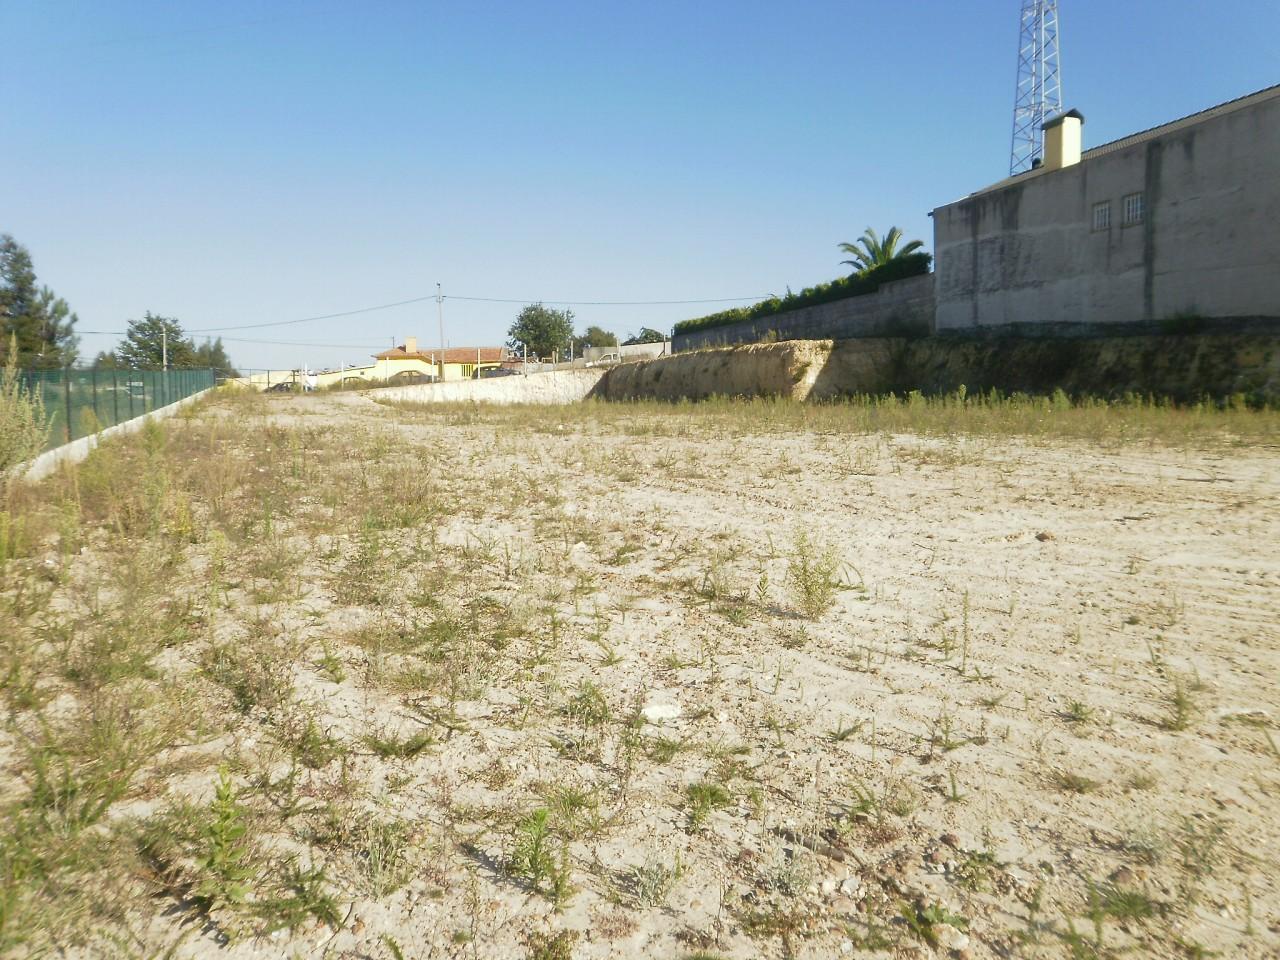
[12,390,1278,959]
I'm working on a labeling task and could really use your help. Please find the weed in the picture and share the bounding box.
[195,767,254,908]
[685,781,732,829]
[785,531,840,618]
[1052,770,1102,794]
[364,729,435,759]
[1062,700,1094,724]
[899,901,967,948]
[626,850,683,908]
[509,809,573,905]
[1162,677,1198,731]
[527,930,577,960]
[255,860,342,933]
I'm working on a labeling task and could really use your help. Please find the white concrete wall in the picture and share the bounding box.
[933,89,1280,332]
[18,387,214,484]
[372,369,605,406]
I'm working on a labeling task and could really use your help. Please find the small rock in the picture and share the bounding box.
[933,925,970,951]
[820,879,838,896]
[1109,866,1135,886]
[831,896,860,915]
[1035,531,1055,542]
[926,847,947,866]
[641,702,682,723]
[840,939,854,954]
[940,833,961,849]
[840,876,864,897]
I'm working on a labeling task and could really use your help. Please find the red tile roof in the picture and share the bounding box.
[373,345,509,363]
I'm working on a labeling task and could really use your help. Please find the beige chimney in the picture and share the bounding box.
[404,336,418,354]
[1041,109,1084,171]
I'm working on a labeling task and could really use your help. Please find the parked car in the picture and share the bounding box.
[480,367,519,378]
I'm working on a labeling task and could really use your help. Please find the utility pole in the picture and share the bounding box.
[1010,0,1063,175]
[436,282,445,382]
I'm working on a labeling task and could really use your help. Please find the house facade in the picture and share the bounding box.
[369,338,509,382]
[931,84,1280,334]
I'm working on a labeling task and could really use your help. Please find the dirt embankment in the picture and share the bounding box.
[596,334,1280,403]
[591,340,830,401]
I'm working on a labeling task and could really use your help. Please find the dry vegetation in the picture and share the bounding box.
[1,388,1277,959]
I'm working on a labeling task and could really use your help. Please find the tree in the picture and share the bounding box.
[507,303,575,360]
[0,234,79,368]
[838,227,926,277]
[194,338,238,375]
[622,327,666,346]
[114,312,198,369]
[571,325,618,354]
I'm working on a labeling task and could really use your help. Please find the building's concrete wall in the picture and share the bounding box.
[933,91,1280,332]
[672,274,935,352]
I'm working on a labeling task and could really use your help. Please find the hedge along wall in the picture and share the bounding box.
[673,272,936,353]
[673,253,932,338]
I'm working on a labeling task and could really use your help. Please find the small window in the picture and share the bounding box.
[1092,201,1111,231]
[460,363,475,379]
[1122,192,1145,225]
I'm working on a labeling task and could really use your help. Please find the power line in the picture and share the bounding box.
[75,289,770,343]
[444,295,770,306]
[185,295,438,332]
[77,330,385,349]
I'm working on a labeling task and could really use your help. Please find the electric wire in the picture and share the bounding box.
[74,287,768,345]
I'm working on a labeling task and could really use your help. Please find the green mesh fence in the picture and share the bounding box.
[20,367,216,452]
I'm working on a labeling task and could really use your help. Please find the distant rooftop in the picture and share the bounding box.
[374,345,508,363]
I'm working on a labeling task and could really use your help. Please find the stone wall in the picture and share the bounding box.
[373,369,606,406]
[671,274,935,352]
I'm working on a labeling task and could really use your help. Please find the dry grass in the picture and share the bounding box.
[0,387,1276,959]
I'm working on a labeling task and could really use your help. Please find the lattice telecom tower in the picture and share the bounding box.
[1010,0,1063,175]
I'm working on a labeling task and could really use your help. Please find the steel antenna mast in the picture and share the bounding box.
[1009,0,1063,175]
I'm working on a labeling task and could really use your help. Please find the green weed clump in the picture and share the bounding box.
[0,335,49,475]
[786,531,841,618]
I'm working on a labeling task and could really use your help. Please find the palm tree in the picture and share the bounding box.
[838,227,925,276]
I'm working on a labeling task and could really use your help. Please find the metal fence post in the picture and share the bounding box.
[91,367,99,425]
[111,368,119,425]
[61,368,72,442]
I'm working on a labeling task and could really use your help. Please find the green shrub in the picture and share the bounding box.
[673,253,931,337]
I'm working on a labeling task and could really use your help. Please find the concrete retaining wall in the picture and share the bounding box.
[19,387,215,484]
[374,369,606,406]
[594,334,1280,404]
[672,274,935,352]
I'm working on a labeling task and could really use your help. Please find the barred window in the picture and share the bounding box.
[1092,201,1111,231]
[1123,192,1145,225]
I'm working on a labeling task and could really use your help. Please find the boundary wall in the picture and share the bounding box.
[19,387,215,483]
[672,275,934,352]
[373,369,605,406]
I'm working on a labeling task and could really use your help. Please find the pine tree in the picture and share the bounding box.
[114,313,197,369]
[0,235,79,367]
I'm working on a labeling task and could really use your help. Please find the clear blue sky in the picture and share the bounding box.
[3,1,1276,371]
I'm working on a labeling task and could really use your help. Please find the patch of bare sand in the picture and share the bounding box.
[35,393,1280,958]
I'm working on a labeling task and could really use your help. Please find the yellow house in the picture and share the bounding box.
[232,337,511,390]
[371,338,509,382]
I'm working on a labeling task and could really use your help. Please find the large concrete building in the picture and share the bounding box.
[932,84,1280,334]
